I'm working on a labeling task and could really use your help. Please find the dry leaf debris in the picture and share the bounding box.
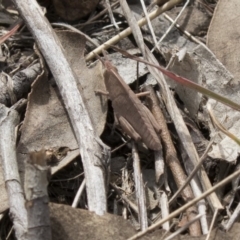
[1,0,240,240]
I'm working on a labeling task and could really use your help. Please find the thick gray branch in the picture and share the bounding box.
[13,0,110,215]
[0,105,27,239]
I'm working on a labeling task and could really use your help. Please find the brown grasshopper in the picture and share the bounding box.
[96,52,161,150]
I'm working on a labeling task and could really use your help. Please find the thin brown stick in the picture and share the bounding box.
[205,209,218,240]
[0,19,23,44]
[143,85,201,236]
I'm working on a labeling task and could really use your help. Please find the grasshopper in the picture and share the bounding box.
[96,52,161,150]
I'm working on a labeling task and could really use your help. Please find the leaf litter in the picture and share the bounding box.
[1,0,240,239]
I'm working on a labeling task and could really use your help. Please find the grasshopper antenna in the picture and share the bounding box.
[93,49,116,72]
[93,51,104,64]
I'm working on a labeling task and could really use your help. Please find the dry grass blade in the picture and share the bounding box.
[110,46,240,111]
[105,0,119,30]
[140,0,159,51]
[207,104,240,145]
[72,179,86,208]
[0,19,23,45]
[205,209,218,240]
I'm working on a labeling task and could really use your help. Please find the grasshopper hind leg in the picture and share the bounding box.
[117,115,141,142]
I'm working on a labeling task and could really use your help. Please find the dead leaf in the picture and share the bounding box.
[50,203,240,240]
[52,0,99,21]
[17,31,107,173]
[164,43,240,162]
[206,0,240,161]
[17,70,78,157]
[17,69,78,177]
[166,50,203,116]
[207,0,240,84]
[50,203,136,240]
[57,31,108,136]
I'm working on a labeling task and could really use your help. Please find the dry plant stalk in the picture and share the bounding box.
[120,0,145,53]
[132,141,148,230]
[143,85,201,236]
[105,0,119,29]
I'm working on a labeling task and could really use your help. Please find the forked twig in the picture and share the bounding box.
[132,142,148,230]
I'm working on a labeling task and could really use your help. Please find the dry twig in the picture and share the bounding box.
[0,105,27,240]
[13,0,110,215]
